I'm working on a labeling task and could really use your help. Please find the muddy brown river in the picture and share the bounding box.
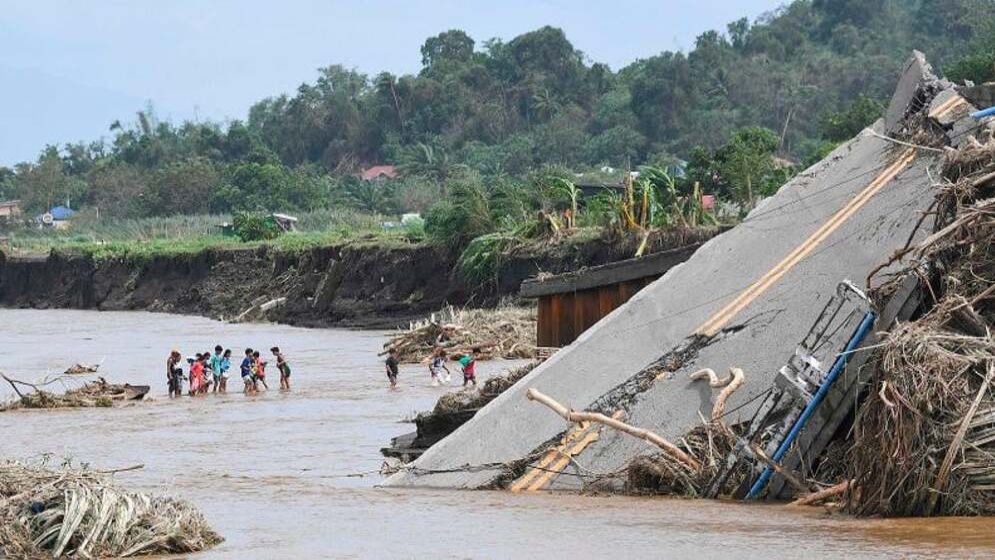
[2,309,993,559]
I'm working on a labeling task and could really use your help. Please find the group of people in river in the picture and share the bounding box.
[383,346,479,389]
[166,345,291,397]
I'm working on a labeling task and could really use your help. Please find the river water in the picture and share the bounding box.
[1,308,993,559]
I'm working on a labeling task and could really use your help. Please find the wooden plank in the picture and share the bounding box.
[548,294,562,347]
[560,292,576,345]
[598,285,617,317]
[537,296,554,348]
[578,289,601,334]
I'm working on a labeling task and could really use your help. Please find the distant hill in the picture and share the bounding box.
[1,0,992,219]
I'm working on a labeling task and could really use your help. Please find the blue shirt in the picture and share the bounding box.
[209,353,224,375]
[219,357,231,373]
[240,357,253,377]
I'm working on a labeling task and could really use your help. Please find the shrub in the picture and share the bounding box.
[232,212,282,242]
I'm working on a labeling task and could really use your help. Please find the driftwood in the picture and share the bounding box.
[64,363,100,375]
[790,480,852,506]
[0,372,149,412]
[526,387,701,470]
[689,367,745,422]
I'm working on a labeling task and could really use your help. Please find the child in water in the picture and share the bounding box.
[209,345,224,393]
[219,349,232,393]
[429,348,450,386]
[459,348,479,387]
[166,350,183,398]
[253,350,269,390]
[385,349,400,389]
[241,348,255,394]
[189,354,205,395]
[201,349,214,394]
[271,347,291,390]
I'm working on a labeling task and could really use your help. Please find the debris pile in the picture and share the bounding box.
[527,367,752,497]
[63,363,99,375]
[1,374,150,412]
[382,361,541,463]
[433,361,541,415]
[383,304,536,363]
[0,461,222,559]
[847,132,995,516]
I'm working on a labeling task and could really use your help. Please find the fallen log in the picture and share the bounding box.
[790,480,852,506]
[689,367,746,422]
[526,387,701,470]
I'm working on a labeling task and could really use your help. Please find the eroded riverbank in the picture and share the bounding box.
[2,309,994,559]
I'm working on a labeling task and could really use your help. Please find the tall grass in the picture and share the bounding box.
[2,209,410,259]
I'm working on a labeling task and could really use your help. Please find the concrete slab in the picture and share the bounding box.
[884,51,935,134]
[387,120,937,489]
[929,89,970,127]
[549,153,935,490]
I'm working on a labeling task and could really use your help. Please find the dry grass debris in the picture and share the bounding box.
[0,460,222,559]
[384,304,536,363]
[848,131,995,516]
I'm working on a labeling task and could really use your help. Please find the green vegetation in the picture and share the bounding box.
[232,212,282,242]
[944,1,995,83]
[1,0,991,268]
[3,210,404,260]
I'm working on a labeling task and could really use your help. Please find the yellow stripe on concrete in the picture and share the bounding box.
[516,410,625,493]
[695,148,916,337]
[509,421,590,493]
[929,95,967,119]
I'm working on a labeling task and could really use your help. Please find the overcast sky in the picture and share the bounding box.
[0,0,784,166]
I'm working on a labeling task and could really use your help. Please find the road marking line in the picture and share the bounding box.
[509,421,590,492]
[518,410,625,492]
[525,429,603,492]
[929,95,967,119]
[695,148,916,337]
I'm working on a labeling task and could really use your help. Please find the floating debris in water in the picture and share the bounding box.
[0,460,223,558]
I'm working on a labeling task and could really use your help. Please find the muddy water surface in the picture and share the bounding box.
[2,309,993,559]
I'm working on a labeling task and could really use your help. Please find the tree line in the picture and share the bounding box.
[0,0,992,222]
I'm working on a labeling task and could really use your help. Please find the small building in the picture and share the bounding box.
[271,213,298,232]
[520,243,705,349]
[38,205,75,229]
[361,165,399,181]
[0,200,21,219]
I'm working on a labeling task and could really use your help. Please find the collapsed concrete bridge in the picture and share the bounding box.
[386,53,985,492]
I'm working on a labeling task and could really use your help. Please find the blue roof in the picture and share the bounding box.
[49,206,75,220]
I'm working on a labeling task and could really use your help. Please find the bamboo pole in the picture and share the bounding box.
[790,479,851,506]
[526,388,701,470]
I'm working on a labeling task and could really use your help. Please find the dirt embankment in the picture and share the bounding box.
[0,243,457,328]
[0,229,718,328]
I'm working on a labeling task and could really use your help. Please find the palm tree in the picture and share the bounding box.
[397,142,464,183]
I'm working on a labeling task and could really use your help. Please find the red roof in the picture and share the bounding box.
[361,165,398,181]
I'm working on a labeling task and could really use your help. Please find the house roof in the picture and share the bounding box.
[0,200,19,208]
[361,165,398,180]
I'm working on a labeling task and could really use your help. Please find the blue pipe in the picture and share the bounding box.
[971,106,995,120]
[745,310,877,500]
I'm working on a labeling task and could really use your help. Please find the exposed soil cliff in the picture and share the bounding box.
[0,229,717,328]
